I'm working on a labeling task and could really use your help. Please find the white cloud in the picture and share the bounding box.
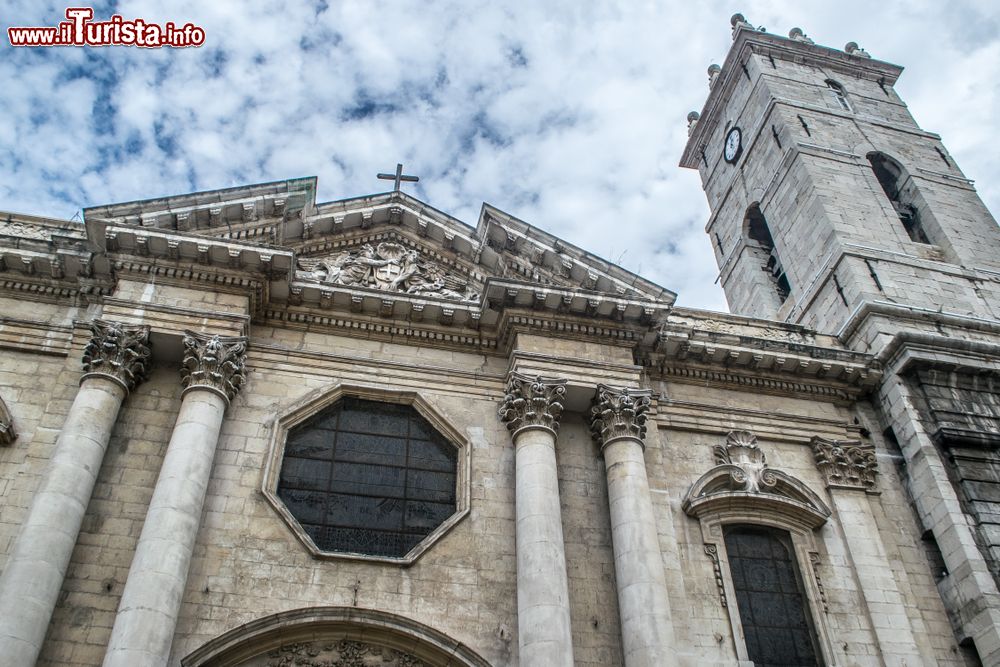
[1,0,998,314]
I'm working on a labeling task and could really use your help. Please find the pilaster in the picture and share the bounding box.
[880,377,1000,663]
[811,436,931,666]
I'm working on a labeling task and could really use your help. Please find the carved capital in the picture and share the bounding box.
[811,436,878,492]
[180,331,248,403]
[81,319,152,392]
[589,385,651,449]
[498,373,566,437]
[0,396,15,445]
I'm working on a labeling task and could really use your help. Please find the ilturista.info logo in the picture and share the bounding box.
[8,7,205,47]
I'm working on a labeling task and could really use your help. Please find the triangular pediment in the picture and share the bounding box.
[286,190,675,306]
[83,178,675,307]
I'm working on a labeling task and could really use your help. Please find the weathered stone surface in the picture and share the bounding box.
[498,373,567,437]
[181,332,248,403]
[81,320,152,392]
[0,16,994,667]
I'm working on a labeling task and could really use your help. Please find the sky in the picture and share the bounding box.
[2,1,999,312]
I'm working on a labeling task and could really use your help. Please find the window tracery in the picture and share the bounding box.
[274,396,459,560]
[724,525,821,667]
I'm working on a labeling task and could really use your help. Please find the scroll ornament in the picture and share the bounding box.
[712,429,778,493]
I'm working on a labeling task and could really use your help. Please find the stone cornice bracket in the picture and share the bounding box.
[811,436,878,492]
[80,319,152,393]
[180,330,248,404]
[0,395,15,445]
[497,373,566,438]
[589,385,652,450]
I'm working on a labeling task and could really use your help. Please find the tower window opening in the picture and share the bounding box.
[746,204,791,302]
[825,79,852,112]
[868,152,931,244]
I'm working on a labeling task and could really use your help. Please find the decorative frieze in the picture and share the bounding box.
[297,242,479,301]
[810,436,878,491]
[180,331,248,403]
[497,373,566,437]
[80,319,152,392]
[255,640,428,667]
[589,385,652,449]
[0,219,52,241]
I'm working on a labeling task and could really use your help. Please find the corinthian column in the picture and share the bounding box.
[498,373,575,667]
[103,332,247,667]
[590,386,677,667]
[0,320,150,667]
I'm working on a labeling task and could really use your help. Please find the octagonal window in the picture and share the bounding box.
[276,396,459,559]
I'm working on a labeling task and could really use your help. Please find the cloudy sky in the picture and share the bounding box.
[2,1,998,312]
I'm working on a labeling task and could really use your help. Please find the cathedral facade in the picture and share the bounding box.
[1,15,1000,667]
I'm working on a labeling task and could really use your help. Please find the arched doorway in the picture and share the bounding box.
[182,607,492,667]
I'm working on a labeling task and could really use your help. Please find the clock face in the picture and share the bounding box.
[724,127,742,163]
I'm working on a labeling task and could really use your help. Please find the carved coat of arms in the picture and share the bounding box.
[297,242,479,302]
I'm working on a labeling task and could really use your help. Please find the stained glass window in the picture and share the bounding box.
[277,397,458,559]
[724,525,820,667]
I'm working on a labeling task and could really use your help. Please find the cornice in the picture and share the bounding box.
[478,204,675,304]
[83,176,315,234]
[642,312,878,400]
[100,224,294,280]
[0,316,75,356]
[840,300,1000,350]
[876,330,1000,378]
[261,306,496,352]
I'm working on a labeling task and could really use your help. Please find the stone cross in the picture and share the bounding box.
[377,163,419,192]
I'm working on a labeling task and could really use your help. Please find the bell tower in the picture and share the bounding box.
[682,15,1000,663]
[681,14,1000,345]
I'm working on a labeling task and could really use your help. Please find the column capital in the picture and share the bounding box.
[81,319,152,393]
[810,436,878,492]
[180,331,248,404]
[498,372,567,438]
[589,385,651,450]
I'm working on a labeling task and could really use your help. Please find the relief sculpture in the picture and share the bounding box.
[297,242,478,301]
[249,639,428,667]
